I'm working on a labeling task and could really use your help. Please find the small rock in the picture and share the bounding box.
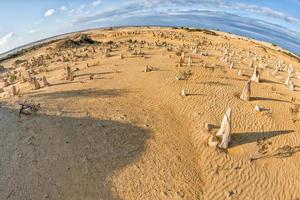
[255,105,263,112]
[180,89,187,97]
[204,123,213,131]
[255,105,269,112]
[177,191,185,198]
[238,70,242,76]
[228,190,234,197]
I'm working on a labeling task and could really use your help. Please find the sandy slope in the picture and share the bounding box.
[0,27,300,200]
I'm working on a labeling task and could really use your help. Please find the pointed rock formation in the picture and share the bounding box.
[11,86,18,96]
[103,48,110,58]
[274,65,279,75]
[180,89,186,97]
[240,80,251,101]
[255,105,263,112]
[249,61,254,68]
[276,60,282,73]
[220,56,224,62]
[65,66,74,81]
[188,57,192,67]
[144,65,150,73]
[3,78,9,87]
[285,74,291,85]
[289,80,294,91]
[288,64,294,75]
[216,108,232,149]
[179,54,184,67]
[32,77,40,90]
[250,67,260,83]
[204,123,214,132]
[224,49,229,56]
[27,71,33,84]
[181,52,185,60]
[230,62,234,69]
[42,76,50,87]
[223,56,228,63]
[120,53,123,59]
[238,70,243,76]
[30,66,35,74]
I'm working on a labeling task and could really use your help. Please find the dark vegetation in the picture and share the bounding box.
[181,27,219,36]
[56,34,99,49]
[172,26,218,36]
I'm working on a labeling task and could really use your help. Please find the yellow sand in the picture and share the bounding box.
[0,27,300,200]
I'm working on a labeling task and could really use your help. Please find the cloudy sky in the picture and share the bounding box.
[0,0,300,54]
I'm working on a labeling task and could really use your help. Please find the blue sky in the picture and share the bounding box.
[0,0,300,54]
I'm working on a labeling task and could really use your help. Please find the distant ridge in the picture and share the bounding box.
[0,30,87,61]
[0,25,299,63]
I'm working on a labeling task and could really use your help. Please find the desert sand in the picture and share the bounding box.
[0,27,300,200]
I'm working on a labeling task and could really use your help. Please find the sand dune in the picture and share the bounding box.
[0,27,300,200]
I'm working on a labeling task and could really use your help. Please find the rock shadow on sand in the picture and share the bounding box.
[196,81,232,87]
[251,145,300,161]
[74,71,114,78]
[230,130,294,148]
[27,88,132,100]
[0,107,150,200]
[250,96,290,103]
[51,81,81,87]
[260,79,282,85]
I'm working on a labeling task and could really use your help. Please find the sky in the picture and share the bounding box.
[0,0,300,55]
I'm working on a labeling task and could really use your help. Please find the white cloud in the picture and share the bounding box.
[0,32,15,47]
[221,2,300,24]
[59,6,67,11]
[118,0,300,25]
[75,0,280,25]
[28,29,38,34]
[44,9,55,17]
[91,0,101,7]
[74,4,144,24]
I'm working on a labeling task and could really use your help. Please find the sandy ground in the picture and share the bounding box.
[0,27,300,200]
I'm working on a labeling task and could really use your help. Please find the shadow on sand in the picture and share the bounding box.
[251,145,300,161]
[250,96,290,103]
[74,71,114,78]
[260,79,283,85]
[230,130,294,148]
[196,80,233,87]
[0,106,150,200]
[51,81,81,87]
[186,93,206,97]
[26,88,133,100]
